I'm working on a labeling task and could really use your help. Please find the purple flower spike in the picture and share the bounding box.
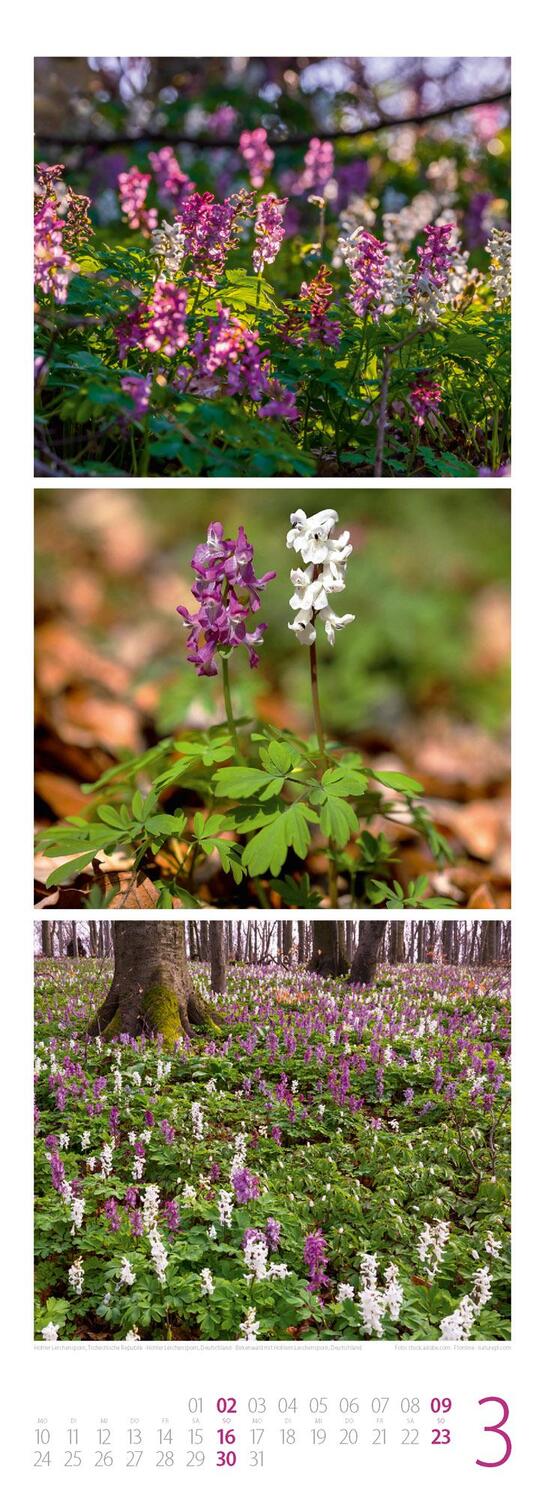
[177,522,275,678]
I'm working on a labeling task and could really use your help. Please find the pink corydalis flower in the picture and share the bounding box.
[148,146,194,211]
[176,521,275,678]
[409,223,455,322]
[239,127,274,188]
[300,137,335,194]
[120,373,152,422]
[117,281,188,359]
[252,194,287,274]
[346,229,387,320]
[409,379,442,426]
[34,200,74,304]
[118,166,158,236]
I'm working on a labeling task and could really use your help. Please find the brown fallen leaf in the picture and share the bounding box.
[468,884,497,909]
[35,770,90,818]
[52,688,142,754]
[36,620,129,697]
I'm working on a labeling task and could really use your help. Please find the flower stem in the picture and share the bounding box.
[309,641,338,908]
[309,640,326,762]
[222,656,240,756]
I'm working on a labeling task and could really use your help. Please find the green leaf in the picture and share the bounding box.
[243,803,319,877]
[145,813,187,837]
[372,771,423,795]
[319,794,359,847]
[322,765,368,796]
[97,804,127,829]
[45,851,94,888]
[212,766,284,799]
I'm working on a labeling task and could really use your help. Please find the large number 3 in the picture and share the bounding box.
[476,1396,511,1467]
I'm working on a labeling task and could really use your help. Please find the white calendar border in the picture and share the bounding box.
[1,2,543,1488]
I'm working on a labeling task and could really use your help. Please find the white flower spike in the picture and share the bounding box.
[286,508,354,646]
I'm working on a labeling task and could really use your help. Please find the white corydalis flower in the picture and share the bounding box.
[486,227,511,306]
[286,509,354,647]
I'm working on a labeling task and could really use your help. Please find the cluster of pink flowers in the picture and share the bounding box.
[118,166,158,236]
[409,223,455,320]
[207,103,238,139]
[409,379,442,426]
[34,200,74,304]
[177,521,275,677]
[192,302,269,402]
[174,190,249,284]
[239,127,274,188]
[300,137,335,194]
[300,265,342,346]
[346,229,387,320]
[190,302,297,420]
[120,373,152,422]
[252,193,287,274]
[148,146,194,210]
[117,281,188,358]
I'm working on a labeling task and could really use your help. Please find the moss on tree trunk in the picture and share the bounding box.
[89,922,221,1044]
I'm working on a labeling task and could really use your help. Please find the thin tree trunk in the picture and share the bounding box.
[210,922,226,994]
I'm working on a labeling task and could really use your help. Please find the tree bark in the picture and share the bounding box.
[210,922,226,994]
[349,921,387,985]
[88,921,221,1043]
[308,921,348,977]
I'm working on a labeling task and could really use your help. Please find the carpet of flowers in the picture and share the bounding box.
[34,126,510,478]
[35,958,510,1342]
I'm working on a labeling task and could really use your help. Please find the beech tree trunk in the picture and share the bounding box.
[349,921,387,985]
[88,921,221,1043]
[309,921,348,977]
[210,922,226,994]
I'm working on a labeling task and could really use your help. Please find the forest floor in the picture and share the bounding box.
[34,490,511,910]
[35,958,510,1342]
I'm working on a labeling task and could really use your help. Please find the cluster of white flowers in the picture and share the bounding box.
[337,1282,355,1302]
[200,1267,215,1296]
[119,1257,135,1288]
[358,1254,403,1338]
[218,1189,234,1227]
[417,1219,450,1280]
[149,1228,169,1286]
[230,1132,247,1182]
[41,1322,60,1342]
[70,1195,85,1234]
[80,1131,91,1151]
[484,1231,502,1260]
[142,1183,161,1231]
[244,1236,269,1281]
[59,1133,70,1150]
[125,1327,141,1342]
[383,193,438,251]
[151,220,186,275]
[486,228,511,305]
[239,1307,260,1342]
[191,1102,205,1140]
[113,1069,123,1095]
[440,1264,493,1342]
[100,1141,114,1180]
[183,1183,197,1203]
[157,1058,171,1081]
[68,1257,84,1296]
[286,508,354,648]
[132,1151,145,1182]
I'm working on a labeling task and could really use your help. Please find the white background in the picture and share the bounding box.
[1,4,542,1492]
